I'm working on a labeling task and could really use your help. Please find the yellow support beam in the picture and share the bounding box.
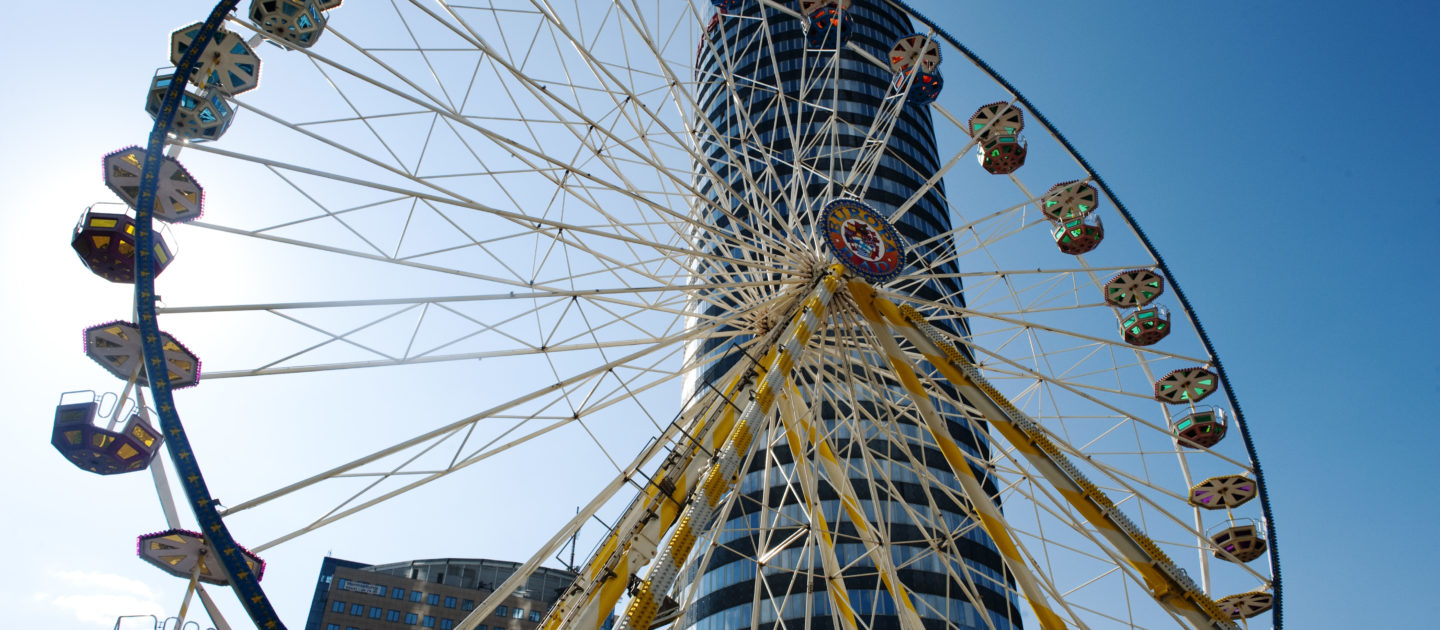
[540,347,757,630]
[780,381,928,630]
[776,386,859,630]
[848,281,1069,630]
[613,268,846,630]
[870,292,1238,630]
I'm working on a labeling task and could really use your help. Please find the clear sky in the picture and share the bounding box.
[1,1,1436,629]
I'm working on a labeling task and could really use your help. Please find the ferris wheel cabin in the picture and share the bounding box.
[970,101,1028,174]
[888,33,944,106]
[1103,268,1166,308]
[51,391,163,475]
[138,529,266,585]
[1172,406,1228,448]
[103,146,205,224]
[70,205,173,283]
[1209,519,1268,563]
[249,0,336,49]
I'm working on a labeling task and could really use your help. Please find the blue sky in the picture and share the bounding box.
[949,3,1440,626]
[2,1,1436,629]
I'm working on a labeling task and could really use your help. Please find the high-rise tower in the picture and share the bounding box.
[683,2,1020,629]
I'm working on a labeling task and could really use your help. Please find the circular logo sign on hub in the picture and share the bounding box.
[822,199,907,283]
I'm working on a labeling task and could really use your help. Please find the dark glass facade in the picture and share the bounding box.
[684,2,1018,629]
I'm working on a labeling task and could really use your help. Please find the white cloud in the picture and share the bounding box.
[47,569,158,600]
[36,592,166,627]
[35,569,167,627]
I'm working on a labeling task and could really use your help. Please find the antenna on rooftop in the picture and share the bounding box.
[554,506,580,573]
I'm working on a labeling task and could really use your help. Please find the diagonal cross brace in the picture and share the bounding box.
[864,288,1239,630]
[613,266,846,630]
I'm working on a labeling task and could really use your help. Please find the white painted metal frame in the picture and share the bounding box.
[111,2,1275,630]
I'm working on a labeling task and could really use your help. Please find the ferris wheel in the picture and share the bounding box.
[58,1,1279,630]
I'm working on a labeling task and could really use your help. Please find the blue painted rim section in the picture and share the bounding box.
[130,1,286,628]
[885,0,1282,625]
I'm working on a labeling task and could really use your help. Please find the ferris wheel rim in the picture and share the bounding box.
[128,1,284,628]
[97,2,1281,630]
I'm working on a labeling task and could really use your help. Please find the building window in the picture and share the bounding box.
[336,578,349,590]
[411,591,424,603]
[347,627,359,630]
[370,606,383,619]
[388,610,402,622]
[406,613,419,625]
[428,593,441,606]
[326,625,340,630]
[495,606,508,617]
[529,611,542,622]
[461,599,475,611]
[513,608,525,619]
[331,600,345,613]
[350,603,364,616]
[444,596,457,609]
[392,587,406,599]
[441,620,454,630]
[424,615,437,628]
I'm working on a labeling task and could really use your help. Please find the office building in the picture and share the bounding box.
[304,557,576,630]
[684,1,1019,629]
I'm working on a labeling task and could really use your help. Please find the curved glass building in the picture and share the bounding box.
[682,2,1021,630]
